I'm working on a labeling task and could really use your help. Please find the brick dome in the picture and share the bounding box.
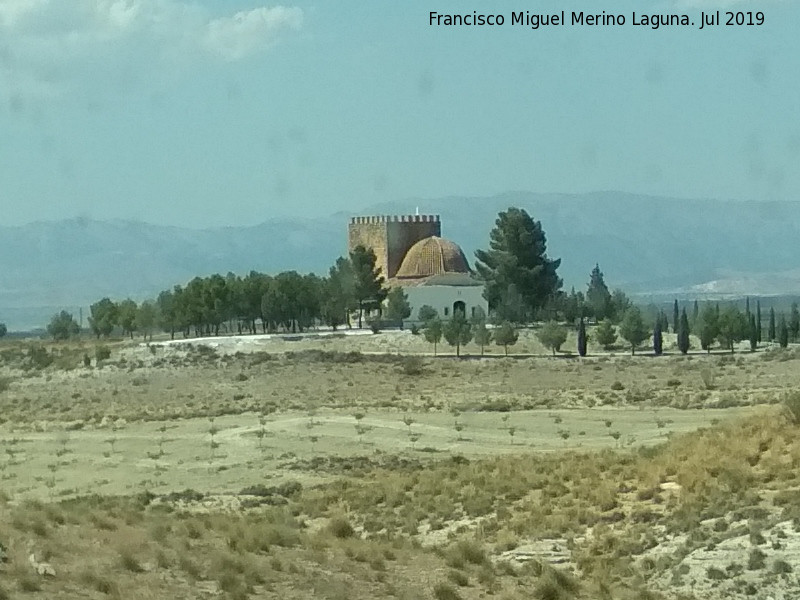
[395,236,470,278]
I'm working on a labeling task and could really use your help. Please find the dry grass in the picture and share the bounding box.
[2,336,800,599]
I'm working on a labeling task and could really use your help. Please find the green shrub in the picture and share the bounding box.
[95,346,111,362]
[327,515,356,539]
[400,355,425,376]
[433,582,463,600]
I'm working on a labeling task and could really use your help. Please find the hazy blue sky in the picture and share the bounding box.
[2,0,797,227]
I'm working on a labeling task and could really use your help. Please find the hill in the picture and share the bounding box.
[3,191,800,330]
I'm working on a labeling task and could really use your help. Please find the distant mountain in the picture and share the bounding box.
[3,191,800,330]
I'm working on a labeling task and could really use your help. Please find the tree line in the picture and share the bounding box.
[39,204,800,356]
[46,245,400,341]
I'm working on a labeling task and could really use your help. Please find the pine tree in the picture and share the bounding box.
[778,314,789,348]
[577,318,587,357]
[475,207,562,318]
[672,300,679,334]
[769,307,777,342]
[660,311,670,336]
[756,300,762,343]
[653,318,663,356]
[697,305,718,353]
[586,264,612,321]
[678,308,690,355]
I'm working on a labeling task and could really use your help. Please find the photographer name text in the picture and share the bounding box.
[429,10,765,30]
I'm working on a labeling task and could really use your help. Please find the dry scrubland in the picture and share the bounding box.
[1,329,800,599]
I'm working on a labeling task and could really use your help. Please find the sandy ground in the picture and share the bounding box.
[1,405,756,501]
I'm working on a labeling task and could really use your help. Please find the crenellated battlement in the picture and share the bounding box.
[348,213,442,278]
[349,215,440,224]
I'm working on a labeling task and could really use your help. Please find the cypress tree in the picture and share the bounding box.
[769,307,776,342]
[653,318,663,355]
[745,297,751,320]
[756,300,762,343]
[790,302,800,342]
[677,308,690,355]
[748,314,757,352]
[673,300,679,334]
[577,318,587,357]
[692,300,699,323]
[778,314,789,348]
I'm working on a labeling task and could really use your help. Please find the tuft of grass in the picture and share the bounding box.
[534,567,580,600]
[80,571,119,596]
[327,515,356,539]
[119,549,145,573]
[433,582,463,600]
[783,391,800,424]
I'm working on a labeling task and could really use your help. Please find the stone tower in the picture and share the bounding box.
[348,215,441,279]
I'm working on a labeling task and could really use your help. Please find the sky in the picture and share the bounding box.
[1,0,798,228]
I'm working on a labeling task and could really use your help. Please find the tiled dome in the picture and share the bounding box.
[395,236,470,278]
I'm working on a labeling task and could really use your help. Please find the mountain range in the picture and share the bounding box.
[3,191,800,331]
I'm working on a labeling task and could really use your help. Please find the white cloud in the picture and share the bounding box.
[0,1,303,99]
[204,6,303,61]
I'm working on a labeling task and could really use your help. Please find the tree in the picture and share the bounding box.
[586,264,612,321]
[350,245,387,328]
[418,305,438,323]
[653,318,663,355]
[659,311,670,337]
[577,319,587,357]
[756,300,762,343]
[443,313,473,357]
[748,314,758,352]
[88,298,118,338]
[322,258,356,330]
[157,288,183,339]
[537,321,568,356]
[475,207,562,319]
[493,321,519,356]
[472,318,492,356]
[494,283,528,324]
[790,302,800,342]
[672,300,679,334]
[47,311,80,340]
[385,287,412,329]
[136,300,158,341]
[117,299,138,339]
[692,300,700,328]
[778,314,789,348]
[0,323,6,338]
[677,309,690,355]
[595,319,617,350]
[717,306,748,353]
[562,287,587,324]
[768,307,776,342]
[697,305,718,353]
[609,289,632,323]
[424,317,443,355]
[619,307,648,355]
